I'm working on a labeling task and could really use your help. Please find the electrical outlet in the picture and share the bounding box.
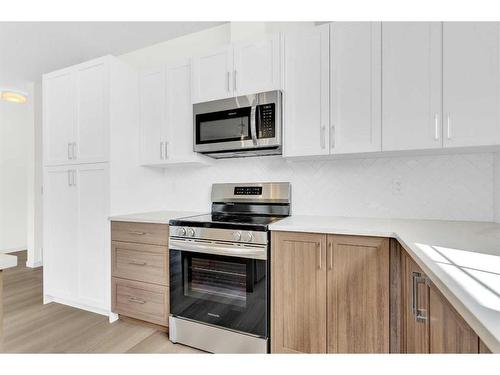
[392,177,403,195]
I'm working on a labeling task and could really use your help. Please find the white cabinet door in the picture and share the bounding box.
[75,58,109,163]
[43,70,75,166]
[233,34,281,96]
[139,69,165,164]
[382,22,442,151]
[283,24,330,157]
[43,166,78,299]
[443,22,500,147]
[331,22,381,154]
[165,59,195,161]
[76,164,108,310]
[192,46,233,103]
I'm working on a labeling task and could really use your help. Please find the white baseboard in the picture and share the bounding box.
[26,259,43,268]
[0,246,26,254]
[43,294,110,317]
[109,312,119,323]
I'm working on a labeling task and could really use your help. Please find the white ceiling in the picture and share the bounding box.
[0,22,226,88]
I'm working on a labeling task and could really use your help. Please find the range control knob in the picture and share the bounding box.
[242,231,253,242]
[187,227,195,237]
[232,231,242,241]
[176,227,187,236]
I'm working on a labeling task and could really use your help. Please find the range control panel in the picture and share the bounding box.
[234,186,263,196]
[257,103,275,139]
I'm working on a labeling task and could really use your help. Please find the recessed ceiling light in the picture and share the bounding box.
[1,91,28,104]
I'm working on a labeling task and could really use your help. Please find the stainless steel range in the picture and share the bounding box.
[168,182,291,353]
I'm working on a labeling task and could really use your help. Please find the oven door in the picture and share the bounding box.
[169,248,268,338]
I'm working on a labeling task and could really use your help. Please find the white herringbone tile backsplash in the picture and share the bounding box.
[162,152,495,222]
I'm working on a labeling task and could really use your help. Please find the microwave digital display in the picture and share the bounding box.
[234,187,263,196]
[257,103,275,139]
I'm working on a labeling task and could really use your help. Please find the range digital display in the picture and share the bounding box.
[234,186,263,196]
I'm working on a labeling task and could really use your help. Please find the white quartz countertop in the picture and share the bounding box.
[0,253,17,271]
[269,216,500,353]
[109,210,203,225]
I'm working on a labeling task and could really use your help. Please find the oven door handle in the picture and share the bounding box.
[169,238,267,260]
[250,104,258,146]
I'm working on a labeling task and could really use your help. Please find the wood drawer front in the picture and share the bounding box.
[111,242,168,285]
[112,278,168,326]
[111,221,168,246]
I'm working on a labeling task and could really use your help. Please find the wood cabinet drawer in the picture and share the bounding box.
[111,221,168,246]
[112,278,168,326]
[111,241,168,285]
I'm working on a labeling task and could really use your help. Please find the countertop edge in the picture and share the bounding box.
[109,218,170,225]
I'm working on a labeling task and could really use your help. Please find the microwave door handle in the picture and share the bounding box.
[250,105,258,146]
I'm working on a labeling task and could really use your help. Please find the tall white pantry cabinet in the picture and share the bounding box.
[42,55,137,316]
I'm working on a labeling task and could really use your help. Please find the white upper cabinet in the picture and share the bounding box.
[139,59,209,166]
[330,22,381,154]
[43,55,116,166]
[165,59,201,163]
[191,35,282,103]
[443,22,500,148]
[283,24,330,157]
[382,22,442,151]
[192,46,234,103]
[75,59,109,163]
[233,34,281,97]
[43,69,75,165]
[139,69,166,164]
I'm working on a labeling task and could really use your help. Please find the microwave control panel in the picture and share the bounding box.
[257,103,275,139]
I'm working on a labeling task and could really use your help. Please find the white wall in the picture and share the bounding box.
[495,152,500,223]
[0,91,30,253]
[113,22,496,222]
[26,81,43,267]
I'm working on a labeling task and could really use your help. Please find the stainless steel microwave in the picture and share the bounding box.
[193,90,282,158]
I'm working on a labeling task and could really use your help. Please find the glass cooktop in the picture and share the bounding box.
[169,213,285,231]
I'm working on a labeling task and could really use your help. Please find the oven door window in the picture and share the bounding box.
[186,256,249,308]
[196,107,252,144]
[170,250,267,337]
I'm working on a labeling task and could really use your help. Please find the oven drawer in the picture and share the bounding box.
[111,241,168,285]
[112,278,169,326]
[111,221,168,246]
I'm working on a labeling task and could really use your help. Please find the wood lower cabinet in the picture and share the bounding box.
[112,278,168,326]
[429,286,479,353]
[403,254,480,353]
[271,231,390,353]
[404,254,430,353]
[271,232,327,353]
[272,231,490,354]
[111,221,169,246]
[0,270,3,340]
[327,235,390,353]
[111,221,169,327]
[480,340,492,353]
[111,241,168,286]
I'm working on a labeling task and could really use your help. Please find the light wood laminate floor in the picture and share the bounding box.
[0,251,202,353]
